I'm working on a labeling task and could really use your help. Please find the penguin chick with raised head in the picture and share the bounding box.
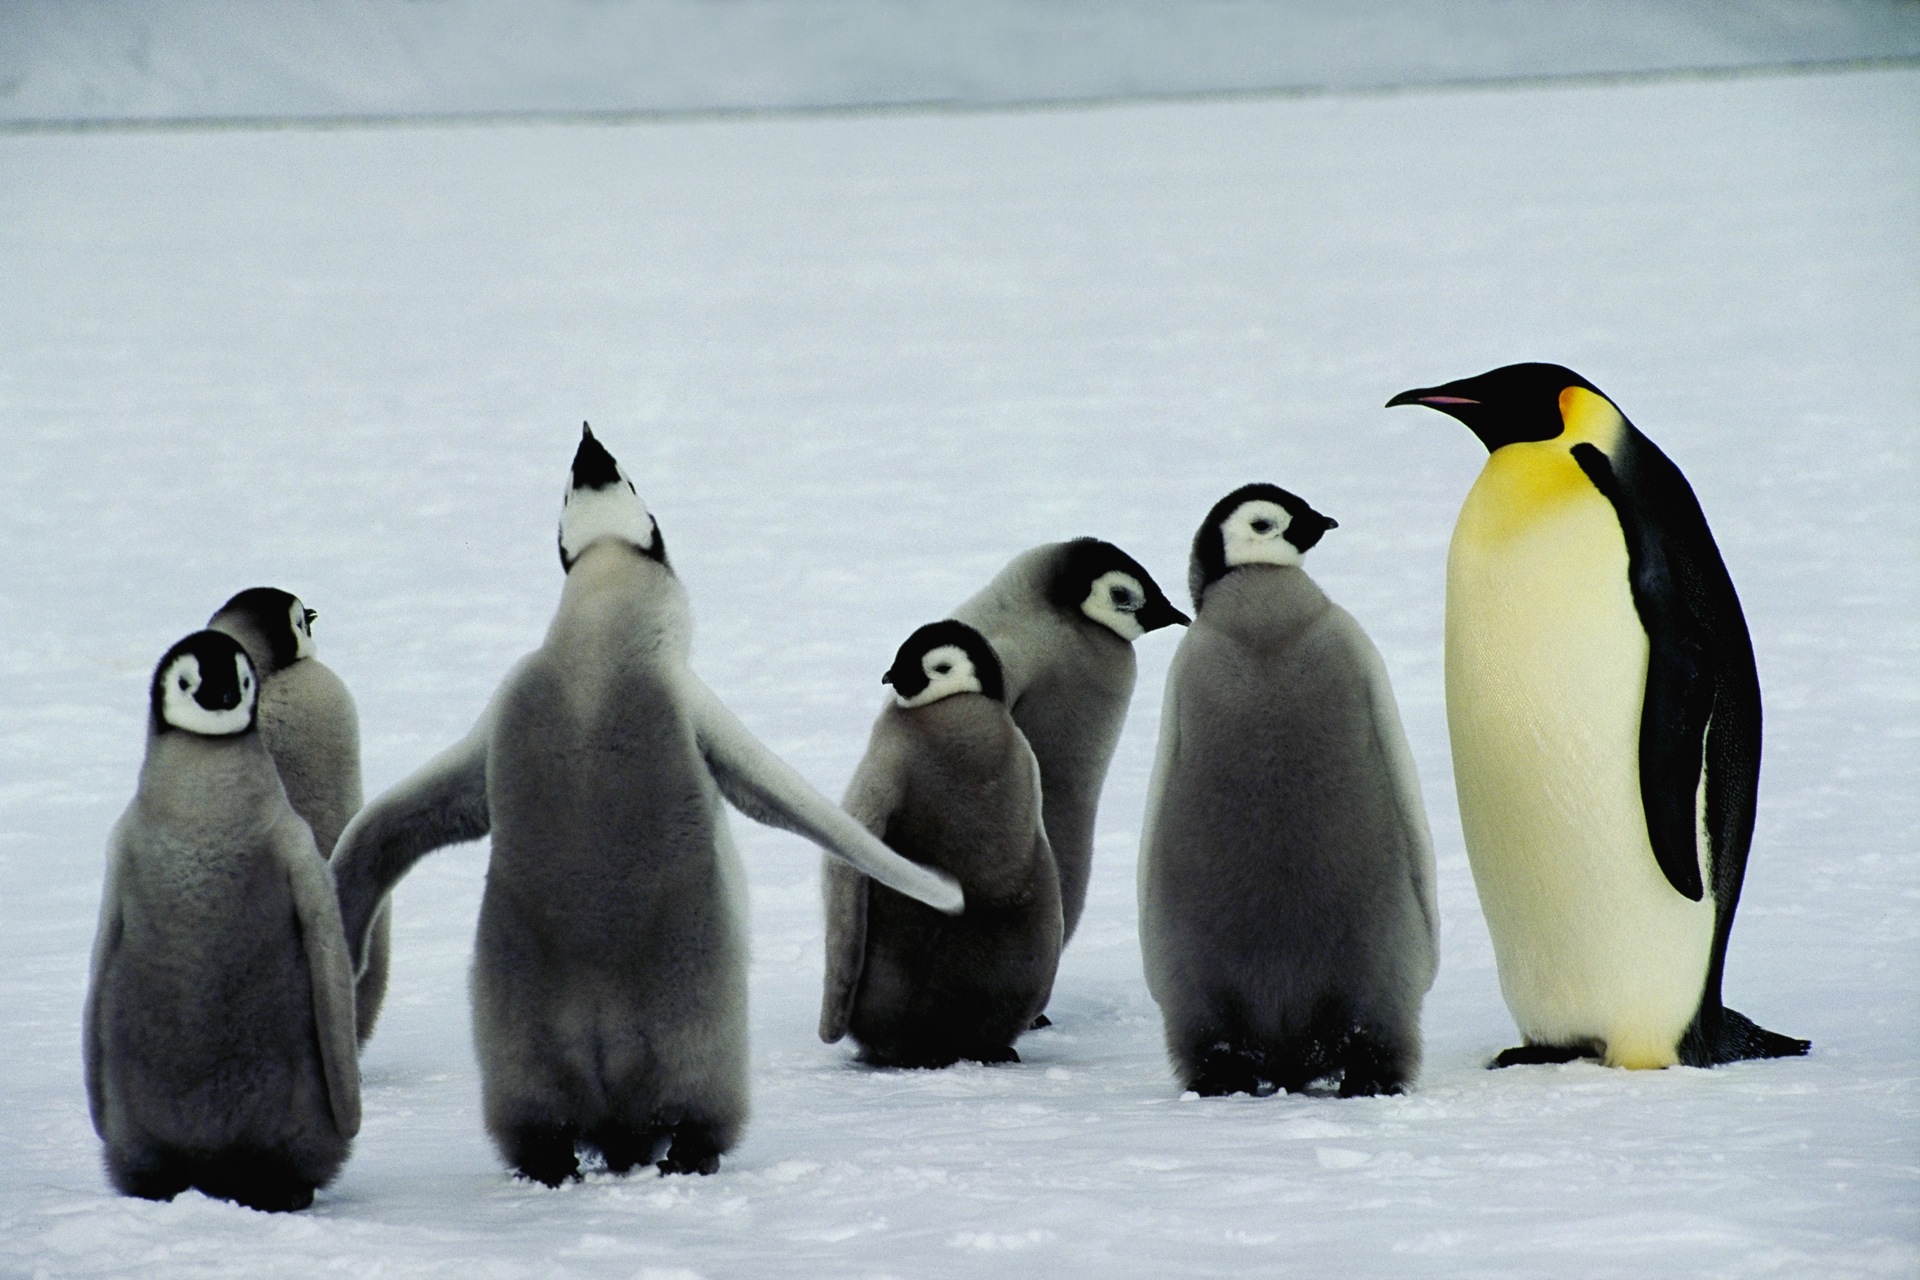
[330,425,961,1186]
[208,586,384,1043]
[86,631,360,1211]
[1139,485,1438,1097]
[1390,362,1808,1069]
[952,539,1187,948]
[820,621,1061,1068]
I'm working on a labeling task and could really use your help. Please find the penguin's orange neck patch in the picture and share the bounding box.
[1458,387,1626,544]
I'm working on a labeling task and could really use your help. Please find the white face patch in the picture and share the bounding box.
[1221,500,1304,569]
[159,652,256,736]
[1080,570,1148,641]
[894,644,983,709]
[288,598,316,661]
[559,473,656,564]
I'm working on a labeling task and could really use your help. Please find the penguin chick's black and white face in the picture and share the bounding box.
[1190,484,1337,605]
[1048,538,1190,641]
[1386,362,1605,452]
[151,630,258,736]
[210,586,315,671]
[558,423,665,571]
[882,620,1006,709]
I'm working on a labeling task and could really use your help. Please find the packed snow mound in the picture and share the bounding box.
[4,0,1920,124]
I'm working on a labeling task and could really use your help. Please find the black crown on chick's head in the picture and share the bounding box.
[1189,482,1337,608]
[209,586,315,674]
[1386,362,1605,452]
[150,629,259,736]
[558,423,667,571]
[1046,538,1190,635]
[882,619,1006,705]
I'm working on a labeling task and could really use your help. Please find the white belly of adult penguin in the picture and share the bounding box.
[1391,363,1808,1069]
[1138,485,1437,1096]
[329,425,961,1184]
[208,586,385,1043]
[952,539,1187,947]
[86,631,360,1211]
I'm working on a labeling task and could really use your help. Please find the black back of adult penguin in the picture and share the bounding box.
[1391,362,1807,1067]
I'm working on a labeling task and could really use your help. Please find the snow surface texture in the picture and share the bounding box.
[4,0,1920,123]
[1,62,1917,1280]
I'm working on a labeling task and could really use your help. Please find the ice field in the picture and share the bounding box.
[1,35,1917,1280]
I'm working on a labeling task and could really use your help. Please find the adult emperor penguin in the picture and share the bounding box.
[1138,485,1438,1096]
[819,621,1062,1068]
[1389,363,1808,1068]
[209,587,385,1043]
[952,539,1187,947]
[330,425,961,1185]
[86,630,360,1211]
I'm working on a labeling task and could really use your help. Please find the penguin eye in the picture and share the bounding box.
[1250,518,1274,534]
[932,662,952,675]
[177,676,189,691]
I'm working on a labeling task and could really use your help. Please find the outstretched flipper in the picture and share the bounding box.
[277,814,362,1138]
[329,675,510,971]
[84,822,129,1132]
[680,672,963,915]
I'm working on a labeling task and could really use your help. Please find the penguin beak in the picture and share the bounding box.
[880,671,894,686]
[1139,597,1192,631]
[1386,387,1480,410]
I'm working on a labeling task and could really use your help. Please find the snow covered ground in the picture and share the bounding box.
[1,47,1916,1280]
[5,0,1920,124]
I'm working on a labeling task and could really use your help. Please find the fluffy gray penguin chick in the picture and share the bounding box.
[208,586,384,1043]
[952,539,1187,949]
[1139,484,1438,1097]
[821,620,1061,1067]
[86,629,360,1211]
[329,424,961,1185]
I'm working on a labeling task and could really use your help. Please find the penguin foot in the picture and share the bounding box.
[507,1124,581,1187]
[108,1155,191,1203]
[593,1124,667,1175]
[1186,1044,1273,1097]
[194,1150,319,1213]
[968,1045,1021,1066]
[1334,1027,1411,1097]
[1491,1043,1595,1069]
[657,1125,722,1177]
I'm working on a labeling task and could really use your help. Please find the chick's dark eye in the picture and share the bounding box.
[933,663,952,675]
[1251,519,1274,534]
[177,676,189,691]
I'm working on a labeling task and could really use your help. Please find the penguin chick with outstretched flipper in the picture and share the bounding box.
[209,587,384,1043]
[1390,363,1808,1069]
[1138,486,1438,1097]
[952,540,1187,948]
[820,621,1061,1068]
[86,631,360,1211]
[329,425,961,1186]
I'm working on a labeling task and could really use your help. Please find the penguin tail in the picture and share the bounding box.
[1680,1003,1811,1066]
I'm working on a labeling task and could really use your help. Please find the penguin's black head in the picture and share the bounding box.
[559,423,668,571]
[208,586,314,674]
[1386,363,1604,452]
[882,619,1005,708]
[1190,483,1337,608]
[1046,538,1190,642]
[151,630,259,737]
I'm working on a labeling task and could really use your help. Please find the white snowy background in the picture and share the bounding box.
[1,4,1916,1277]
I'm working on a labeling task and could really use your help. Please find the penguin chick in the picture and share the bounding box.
[330,424,961,1186]
[952,539,1187,948]
[85,630,360,1211]
[1390,363,1808,1069]
[1139,485,1438,1097]
[209,587,384,1043]
[820,620,1062,1068]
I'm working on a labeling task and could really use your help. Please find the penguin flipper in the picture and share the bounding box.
[681,673,963,915]
[84,821,129,1132]
[1571,443,1710,903]
[329,689,500,972]
[1353,621,1441,972]
[819,859,870,1044]
[278,813,361,1136]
